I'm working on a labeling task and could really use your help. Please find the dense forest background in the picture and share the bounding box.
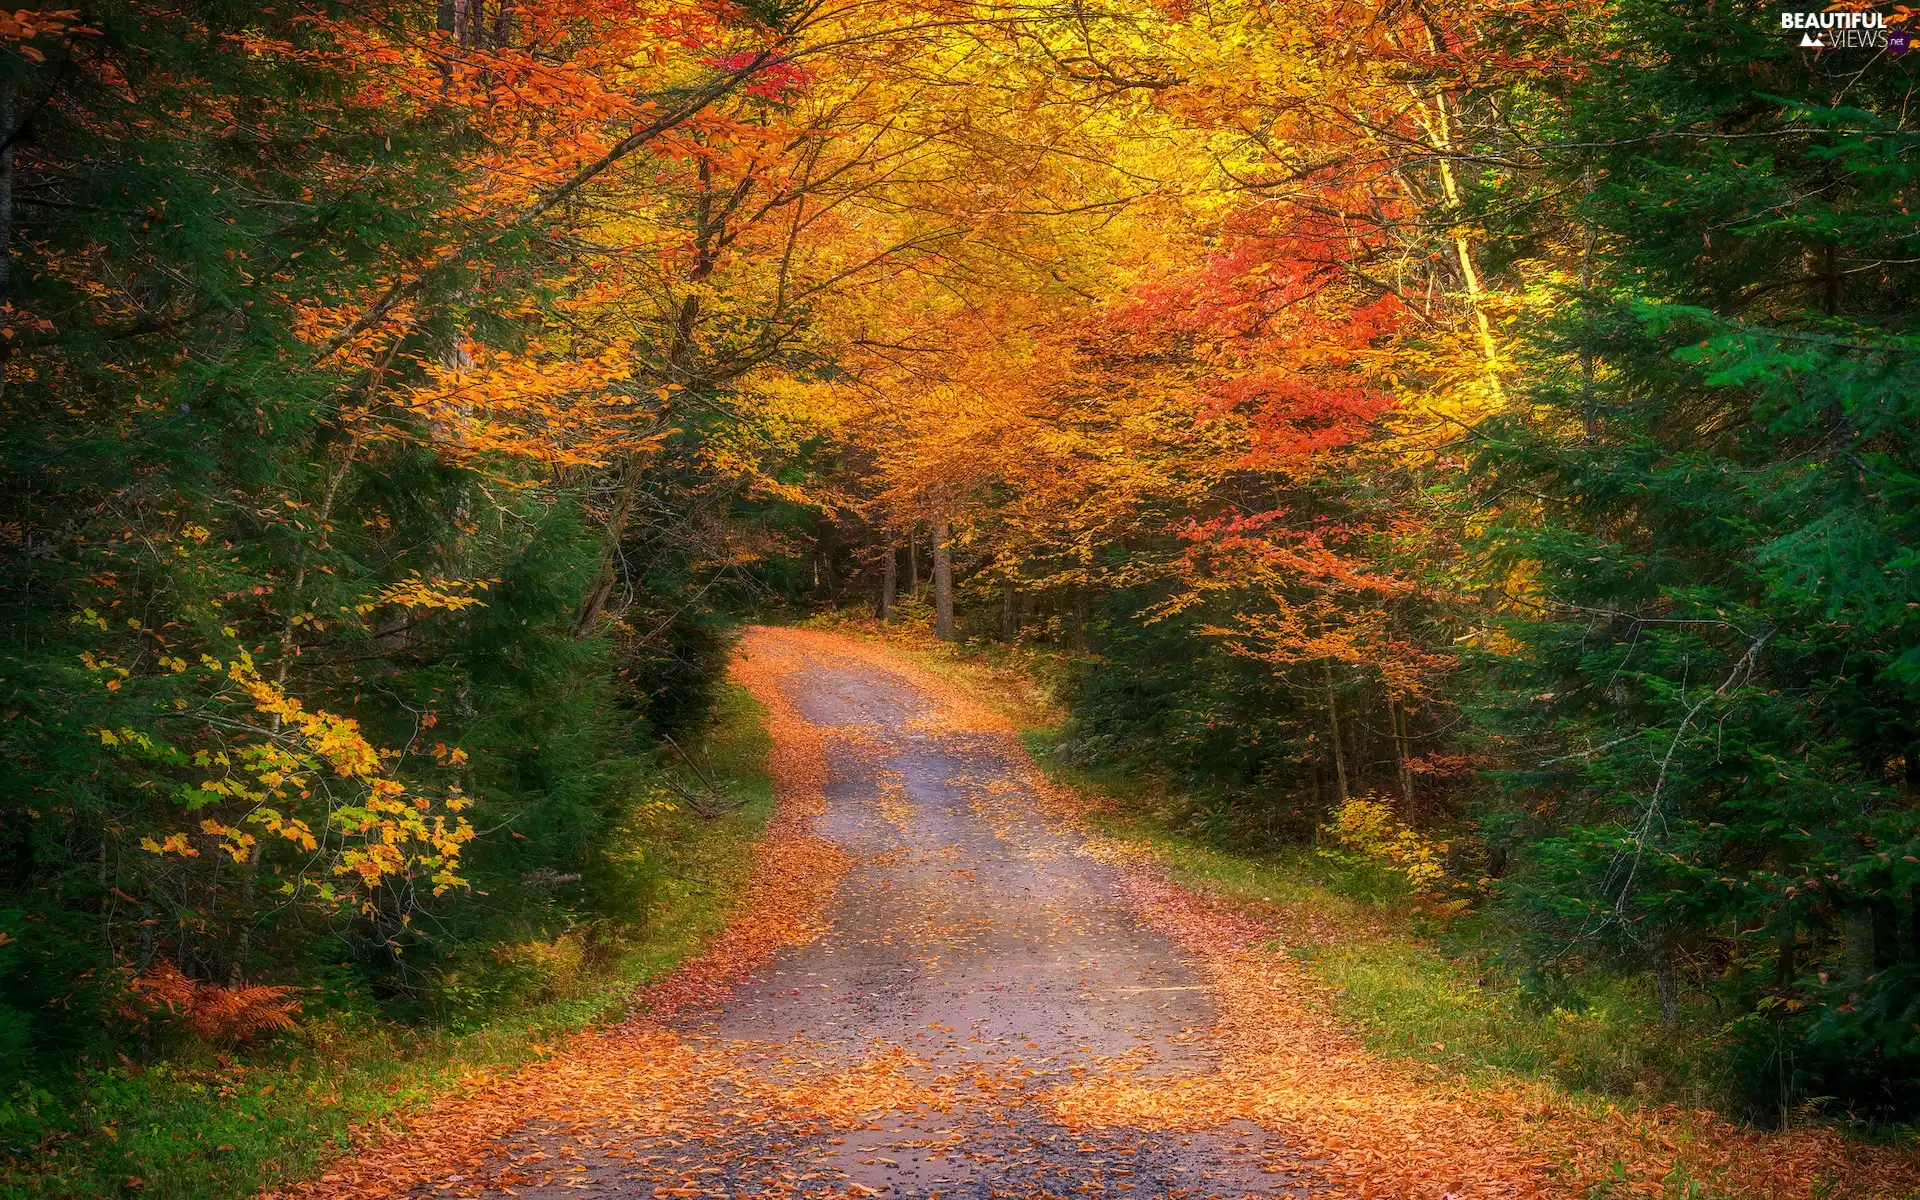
[3,0,1918,1179]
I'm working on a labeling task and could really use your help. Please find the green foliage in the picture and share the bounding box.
[1050,593,1332,844]
[1468,0,1920,1121]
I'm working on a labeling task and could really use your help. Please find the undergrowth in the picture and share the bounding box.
[3,685,776,1200]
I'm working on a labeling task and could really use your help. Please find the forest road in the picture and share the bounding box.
[482,627,1313,1200]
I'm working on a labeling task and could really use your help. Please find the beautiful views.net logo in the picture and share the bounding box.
[1780,3,1915,50]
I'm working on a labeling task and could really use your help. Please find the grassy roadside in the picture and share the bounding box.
[5,684,777,1200]
[814,615,1771,1123]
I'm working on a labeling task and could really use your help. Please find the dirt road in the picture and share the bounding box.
[483,626,1308,1198]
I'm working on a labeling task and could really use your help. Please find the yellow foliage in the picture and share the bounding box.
[1322,795,1450,894]
[383,342,650,473]
[353,571,494,616]
[135,655,476,904]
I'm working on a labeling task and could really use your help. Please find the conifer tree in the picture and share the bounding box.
[1473,0,1920,1115]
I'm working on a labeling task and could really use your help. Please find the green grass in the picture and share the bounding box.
[1302,936,1708,1102]
[4,684,776,1200]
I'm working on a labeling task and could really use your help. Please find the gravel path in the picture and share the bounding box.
[485,628,1310,1199]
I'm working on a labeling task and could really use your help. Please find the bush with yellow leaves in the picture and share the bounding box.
[1321,795,1450,895]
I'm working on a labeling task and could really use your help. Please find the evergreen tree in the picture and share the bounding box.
[1473,0,1920,1117]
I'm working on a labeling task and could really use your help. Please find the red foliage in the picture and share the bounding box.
[705,51,813,98]
[1206,371,1393,465]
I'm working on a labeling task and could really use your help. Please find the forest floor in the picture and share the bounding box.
[278,626,1920,1200]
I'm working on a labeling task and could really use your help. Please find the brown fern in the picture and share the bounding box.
[125,960,302,1043]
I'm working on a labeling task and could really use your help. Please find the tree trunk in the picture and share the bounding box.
[138,901,155,972]
[436,1,456,86]
[492,0,513,47]
[0,75,14,397]
[1324,660,1350,803]
[1871,893,1899,969]
[1394,67,1501,400]
[1823,242,1841,317]
[1653,937,1680,1029]
[1388,693,1416,823]
[1911,885,1920,961]
[907,535,919,597]
[1841,903,1874,1006]
[1001,585,1018,641]
[813,515,838,605]
[879,544,897,620]
[1775,900,1796,990]
[931,515,954,640]
[573,455,647,636]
